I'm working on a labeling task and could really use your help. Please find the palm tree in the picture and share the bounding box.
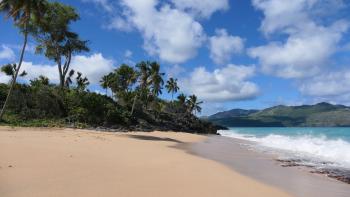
[165,77,179,101]
[0,0,47,119]
[64,69,75,88]
[33,2,89,88]
[149,62,164,97]
[76,72,89,91]
[136,61,150,90]
[177,93,187,105]
[131,61,150,114]
[38,75,49,86]
[30,75,49,86]
[1,64,27,81]
[186,94,203,115]
[100,74,111,96]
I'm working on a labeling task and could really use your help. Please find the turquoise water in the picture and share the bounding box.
[219,127,350,169]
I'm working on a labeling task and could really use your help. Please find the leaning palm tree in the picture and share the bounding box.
[186,94,203,115]
[0,0,47,119]
[165,77,179,102]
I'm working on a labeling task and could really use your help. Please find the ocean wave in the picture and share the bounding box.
[219,129,350,169]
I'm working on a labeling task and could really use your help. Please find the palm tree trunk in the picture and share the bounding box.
[130,94,138,116]
[0,21,29,120]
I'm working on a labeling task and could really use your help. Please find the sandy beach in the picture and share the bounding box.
[191,135,350,197]
[0,127,292,197]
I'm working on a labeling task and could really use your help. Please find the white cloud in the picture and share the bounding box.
[249,0,349,79]
[0,73,11,83]
[16,53,115,86]
[21,62,59,82]
[70,53,115,84]
[0,45,15,61]
[299,69,350,97]
[112,0,205,64]
[170,0,229,19]
[179,64,259,102]
[209,29,244,65]
[252,0,315,35]
[84,0,230,64]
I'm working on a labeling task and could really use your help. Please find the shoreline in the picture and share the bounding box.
[0,127,291,197]
[189,135,350,197]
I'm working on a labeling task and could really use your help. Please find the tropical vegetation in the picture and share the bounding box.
[0,1,222,134]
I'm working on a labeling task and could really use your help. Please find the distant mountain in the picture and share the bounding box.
[207,102,350,127]
[208,109,259,119]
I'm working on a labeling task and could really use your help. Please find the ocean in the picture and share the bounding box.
[219,127,350,183]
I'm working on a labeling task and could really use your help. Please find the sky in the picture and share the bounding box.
[1,0,350,115]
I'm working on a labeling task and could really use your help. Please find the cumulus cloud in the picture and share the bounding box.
[111,0,206,64]
[179,64,259,102]
[83,0,231,64]
[16,53,115,86]
[170,0,229,19]
[249,0,349,79]
[70,53,115,84]
[299,69,350,97]
[209,29,244,65]
[0,73,11,83]
[0,45,15,61]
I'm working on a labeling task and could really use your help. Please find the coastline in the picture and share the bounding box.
[189,135,350,197]
[0,127,291,197]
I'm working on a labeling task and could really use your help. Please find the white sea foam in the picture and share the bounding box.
[219,130,350,169]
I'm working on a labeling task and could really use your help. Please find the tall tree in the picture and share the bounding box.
[104,64,137,101]
[165,77,179,101]
[186,94,203,115]
[0,0,47,120]
[100,74,111,96]
[149,62,164,97]
[33,2,89,88]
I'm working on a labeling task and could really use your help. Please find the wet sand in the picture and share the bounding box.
[0,127,291,197]
[189,135,350,197]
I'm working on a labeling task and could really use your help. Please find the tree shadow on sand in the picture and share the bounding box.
[128,135,183,143]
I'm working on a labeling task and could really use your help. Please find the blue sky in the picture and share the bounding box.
[1,0,350,115]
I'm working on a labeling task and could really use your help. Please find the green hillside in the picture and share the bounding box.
[208,103,350,127]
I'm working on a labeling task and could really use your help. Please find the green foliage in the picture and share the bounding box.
[165,77,179,100]
[208,103,350,127]
[102,64,137,104]
[31,1,89,87]
[30,75,50,87]
[0,0,47,28]
[186,95,203,114]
